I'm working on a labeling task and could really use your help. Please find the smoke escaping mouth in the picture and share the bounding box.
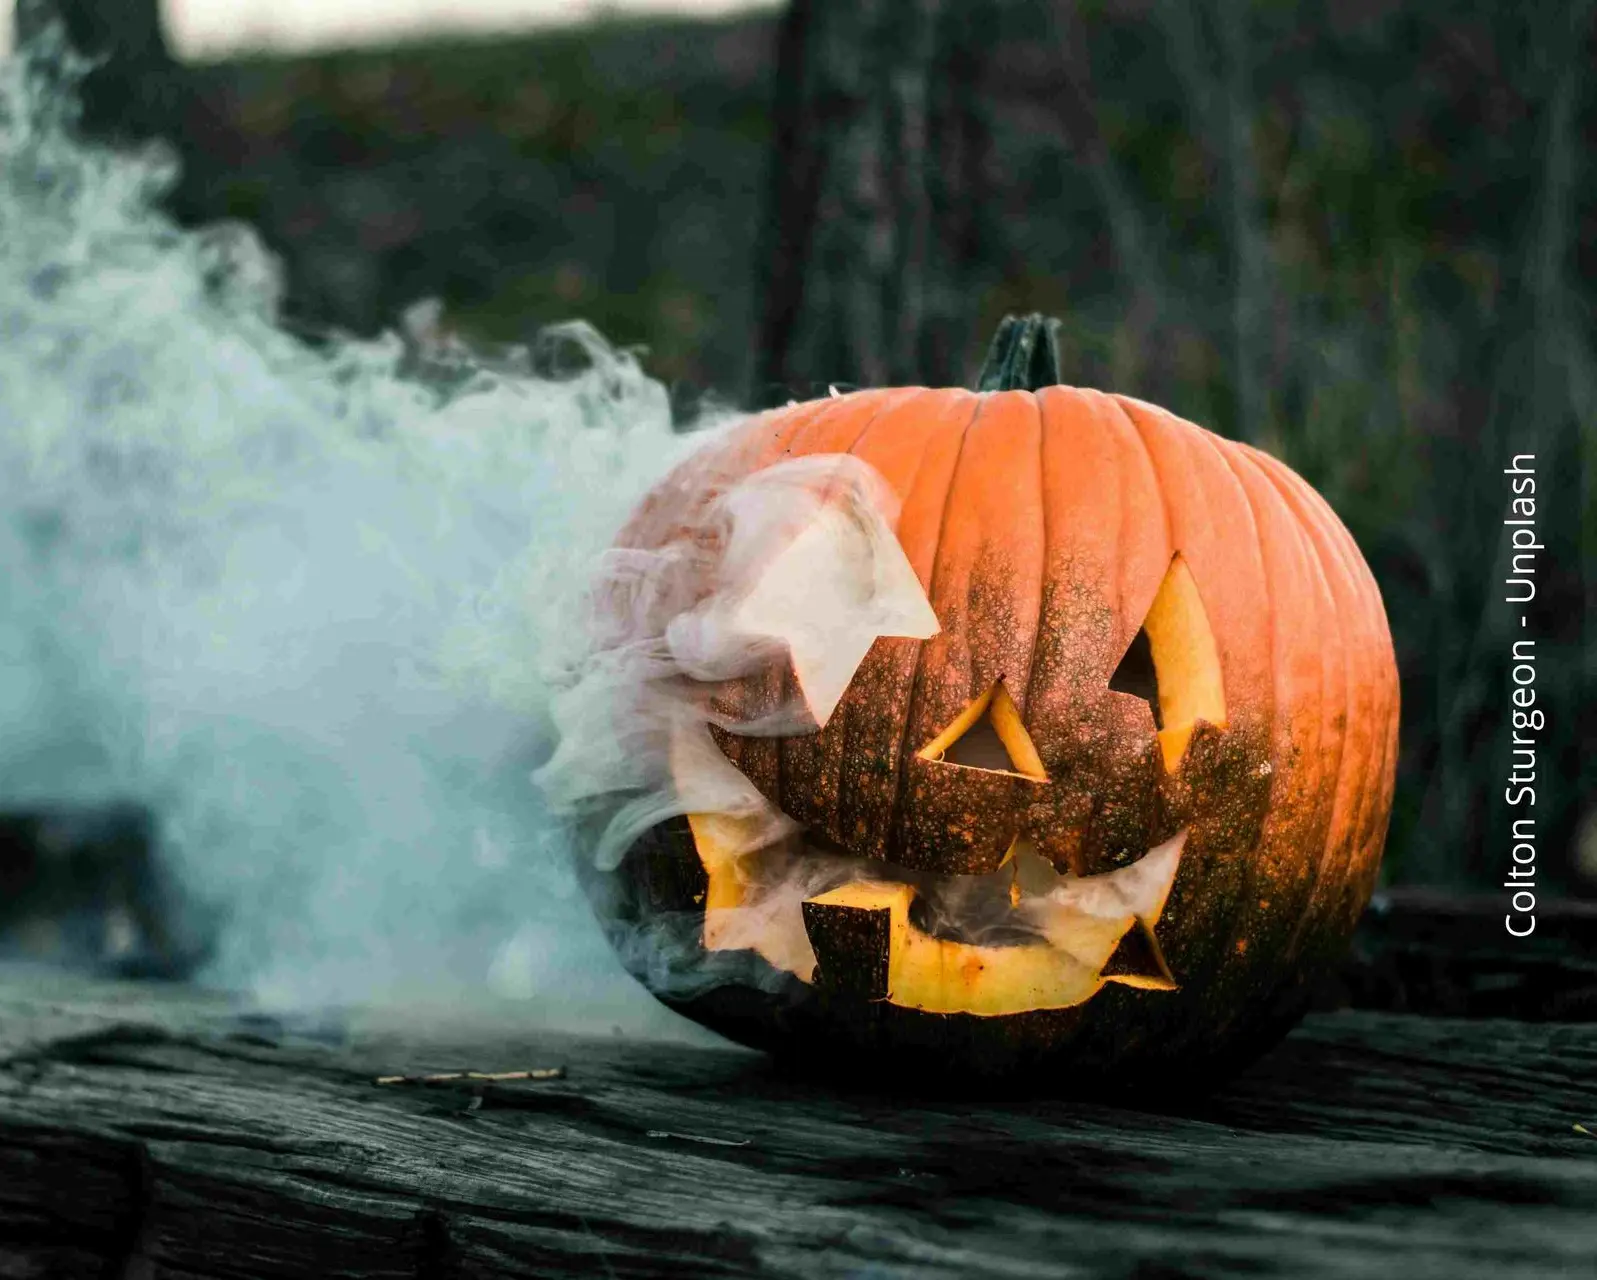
[681,816,1184,971]
[533,393,1186,1015]
[0,35,736,1035]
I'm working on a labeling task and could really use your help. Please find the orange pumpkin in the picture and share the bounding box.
[583,316,1399,1087]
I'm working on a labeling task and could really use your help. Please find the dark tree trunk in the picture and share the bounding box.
[751,0,997,404]
[13,0,180,140]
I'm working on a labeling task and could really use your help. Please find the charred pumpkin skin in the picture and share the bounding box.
[588,317,1400,1087]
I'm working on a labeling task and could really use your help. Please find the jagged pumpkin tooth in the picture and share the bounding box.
[1102,918,1178,991]
[803,882,1110,1017]
[802,888,894,1002]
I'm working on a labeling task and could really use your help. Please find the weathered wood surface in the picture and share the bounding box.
[0,965,1593,1280]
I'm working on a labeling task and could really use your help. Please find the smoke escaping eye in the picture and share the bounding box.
[713,461,939,730]
[917,680,1048,781]
[1109,553,1227,772]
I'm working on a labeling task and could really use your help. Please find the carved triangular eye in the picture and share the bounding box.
[1108,627,1162,728]
[917,680,1049,781]
[1109,553,1227,772]
[945,715,1013,772]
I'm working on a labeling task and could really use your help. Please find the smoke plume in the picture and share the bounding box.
[0,41,717,1034]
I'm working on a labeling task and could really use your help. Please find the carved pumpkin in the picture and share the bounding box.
[580,316,1399,1087]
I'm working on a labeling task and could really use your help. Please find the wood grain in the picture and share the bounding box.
[0,963,1593,1279]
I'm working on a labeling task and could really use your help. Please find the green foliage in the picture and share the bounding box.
[164,2,1593,893]
[173,13,773,385]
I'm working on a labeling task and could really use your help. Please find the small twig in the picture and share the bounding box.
[646,1129,751,1148]
[374,1067,566,1087]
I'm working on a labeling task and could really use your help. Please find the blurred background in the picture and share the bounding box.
[1,0,1593,987]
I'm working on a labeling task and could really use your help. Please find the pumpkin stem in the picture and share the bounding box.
[974,313,1064,393]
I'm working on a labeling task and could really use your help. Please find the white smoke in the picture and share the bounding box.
[0,39,1182,1030]
[0,40,718,1032]
[535,451,939,876]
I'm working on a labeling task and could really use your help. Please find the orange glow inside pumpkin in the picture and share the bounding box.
[664,485,1222,1019]
[680,770,1185,1016]
[916,679,1049,781]
[1111,553,1228,772]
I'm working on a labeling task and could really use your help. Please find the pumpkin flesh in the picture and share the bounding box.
[595,373,1399,1081]
[685,787,1185,1016]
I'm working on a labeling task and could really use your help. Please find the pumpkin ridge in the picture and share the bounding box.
[1307,483,1383,939]
[837,391,982,860]
[1018,388,1049,724]
[1069,387,1151,680]
[1104,396,1264,998]
[1226,444,1334,976]
[616,394,834,805]
[1199,436,1288,992]
[812,389,936,838]
[884,393,988,866]
[1373,691,1400,874]
[1031,385,1156,875]
[776,389,921,824]
[1245,451,1364,967]
[831,387,946,859]
[920,392,1049,872]
[1312,477,1399,906]
[1109,392,1129,633]
[1265,452,1390,932]
[1197,430,1278,781]
[851,389,942,521]
[734,397,848,803]
[1075,388,1183,876]
[1356,673,1397,896]
[1106,392,1177,589]
[1102,398,1188,789]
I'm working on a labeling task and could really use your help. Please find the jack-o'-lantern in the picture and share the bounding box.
[576,315,1399,1088]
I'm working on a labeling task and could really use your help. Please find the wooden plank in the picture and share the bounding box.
[0,965,1593,1278]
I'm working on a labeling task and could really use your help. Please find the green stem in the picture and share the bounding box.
[974,313,1064,392]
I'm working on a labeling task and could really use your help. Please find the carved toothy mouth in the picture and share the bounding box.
[683,807,1186,1018]
[650,474,1201,1017]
